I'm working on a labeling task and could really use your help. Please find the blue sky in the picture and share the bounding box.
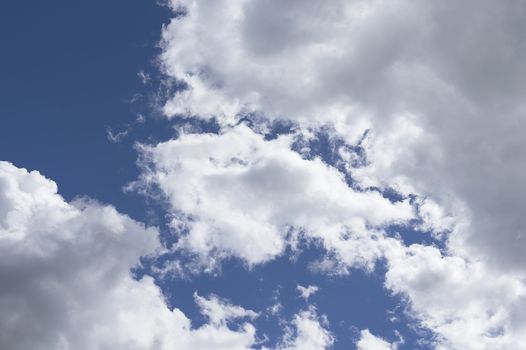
[0,0,168,205]
[1,1,526,350]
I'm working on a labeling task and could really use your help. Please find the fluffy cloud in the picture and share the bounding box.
[160,0,423,131]
[385,241,526,350]
[356,329,395,350]
[154,1,526,348]
[274,309,333,350]
[136,124,413,268]
[194,292,258,327]
[160,0,526,273]
[0,161,331,350]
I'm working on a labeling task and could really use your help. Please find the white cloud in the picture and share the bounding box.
[384,239,526,350]
[160,0,423,132]
[135,124,413,269]
[356,329,394,350]
[136,119,525,349]
[194,292,258,327]
[0,161,331,350]
[160,0,526,273]
[297,285,319,301]
[274,309,333,350]
[153,1,526,348]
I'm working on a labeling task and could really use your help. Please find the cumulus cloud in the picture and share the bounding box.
[0,161,331,350]
[135,124,413,269]
[274,309,333,350]
[160,0,421,131]
[160,0,526,273]
[356,329,395,350]
[151,0,526,348]
[384,241,526,349]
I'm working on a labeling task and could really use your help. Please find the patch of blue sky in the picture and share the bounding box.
[0,0,170,211]
[135,241,436,349]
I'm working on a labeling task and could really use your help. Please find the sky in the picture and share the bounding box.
[1,1,526,349]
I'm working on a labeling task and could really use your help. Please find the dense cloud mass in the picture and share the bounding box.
[0,161,332,350]
[153,1,526,349]
[161,0,526,270]
[136,124,413,269]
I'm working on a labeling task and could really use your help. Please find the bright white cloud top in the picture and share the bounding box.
[135,124,413,269]
[356,329,395,350]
